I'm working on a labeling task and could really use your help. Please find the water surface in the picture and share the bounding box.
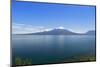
[12,35,96,65]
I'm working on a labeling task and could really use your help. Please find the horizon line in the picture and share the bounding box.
[12,28,95,35]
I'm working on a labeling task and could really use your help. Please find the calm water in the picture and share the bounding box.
[12,35,96,65]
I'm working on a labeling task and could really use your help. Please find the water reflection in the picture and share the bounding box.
[12,35,96,64]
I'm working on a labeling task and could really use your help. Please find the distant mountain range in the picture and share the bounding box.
[85,30,95,35]
[22,29,95,35]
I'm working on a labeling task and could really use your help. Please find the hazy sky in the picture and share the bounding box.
[12,0,96,34]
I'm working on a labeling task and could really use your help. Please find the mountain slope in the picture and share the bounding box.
[28,29,78,35]
[85,30,95,35]
[15,29,95,35]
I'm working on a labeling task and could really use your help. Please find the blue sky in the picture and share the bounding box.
[12,0,96,34]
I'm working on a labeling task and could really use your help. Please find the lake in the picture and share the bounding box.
[12,35,96,65]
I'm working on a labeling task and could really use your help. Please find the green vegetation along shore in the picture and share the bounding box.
[15,57,32,66]
[14,55,96,66]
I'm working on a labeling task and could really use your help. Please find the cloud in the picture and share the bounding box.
[12,23,49,34]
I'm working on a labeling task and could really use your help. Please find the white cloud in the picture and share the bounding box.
[12,23,49,34]
[44,28,53,31]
